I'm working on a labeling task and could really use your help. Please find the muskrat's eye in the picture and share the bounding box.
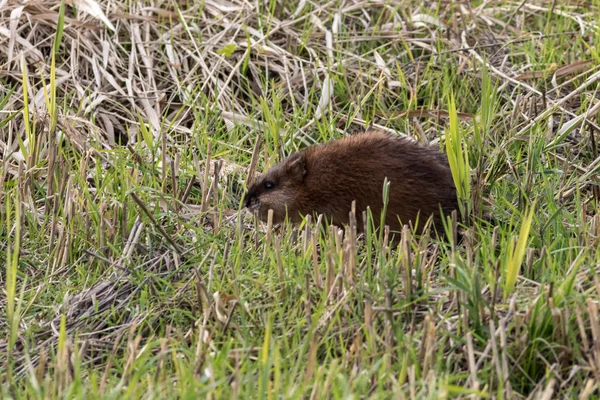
[265,181,275,190]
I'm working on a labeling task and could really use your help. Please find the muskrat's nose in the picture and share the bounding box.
[243,192,252,208]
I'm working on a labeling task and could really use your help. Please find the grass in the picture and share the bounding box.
[1,0,600,398]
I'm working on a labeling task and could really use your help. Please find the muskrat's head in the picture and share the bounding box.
[244,152,307,223]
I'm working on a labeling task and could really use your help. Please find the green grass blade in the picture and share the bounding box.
[504,200,536,297]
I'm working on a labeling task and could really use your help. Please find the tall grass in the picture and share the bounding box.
[445,93,471,220]
[1,0,600,398]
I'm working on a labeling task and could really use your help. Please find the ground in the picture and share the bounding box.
[1,0,600,398]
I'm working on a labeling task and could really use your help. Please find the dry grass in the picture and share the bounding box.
[2,0,600,398]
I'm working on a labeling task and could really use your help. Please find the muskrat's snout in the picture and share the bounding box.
[243,192,253,209]
[243,186,259,211]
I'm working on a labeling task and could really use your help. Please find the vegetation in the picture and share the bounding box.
[1,0,600,398]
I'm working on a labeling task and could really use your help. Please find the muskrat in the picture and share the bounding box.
[244,130,459,235]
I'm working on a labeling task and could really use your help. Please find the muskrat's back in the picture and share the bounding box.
[244,130,459,234]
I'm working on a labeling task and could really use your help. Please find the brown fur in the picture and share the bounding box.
[244,130,459,235]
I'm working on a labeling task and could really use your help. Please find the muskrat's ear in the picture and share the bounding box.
[286,153,307,181]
